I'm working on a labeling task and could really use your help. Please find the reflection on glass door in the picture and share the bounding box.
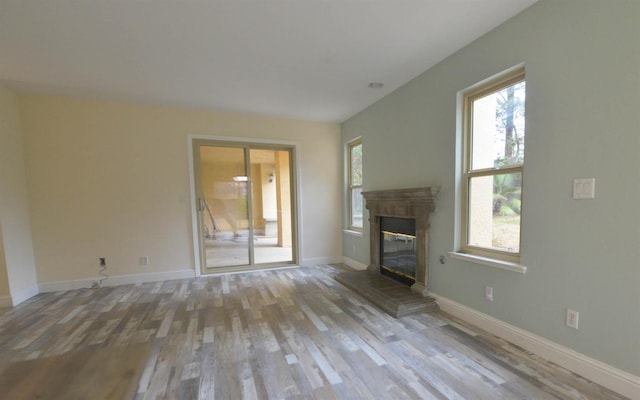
[195,142,296,272]
[249,149,294,265]
[198,146,249,267]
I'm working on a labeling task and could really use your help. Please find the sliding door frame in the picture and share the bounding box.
[188,135,301,276]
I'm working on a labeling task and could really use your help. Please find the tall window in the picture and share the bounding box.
[348,139,363,231]
[462,69,525,262]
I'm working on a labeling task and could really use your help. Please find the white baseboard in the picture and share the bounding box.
[11,284,40,306]
[0,295,12,308]
[342,256,368,271]
[300,256,343,267]
[38,269,197,293]
[432,293,640,399]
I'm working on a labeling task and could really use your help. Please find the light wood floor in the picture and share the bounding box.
[0,265,627,400]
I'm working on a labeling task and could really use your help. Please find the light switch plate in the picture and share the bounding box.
[573,178,595,199]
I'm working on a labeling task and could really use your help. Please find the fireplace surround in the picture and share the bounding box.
[363,187,439,296]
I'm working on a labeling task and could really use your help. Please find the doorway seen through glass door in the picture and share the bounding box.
[195,143,296,272]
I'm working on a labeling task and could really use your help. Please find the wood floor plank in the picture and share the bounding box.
[0,265,629,400]
[0,343,150,400]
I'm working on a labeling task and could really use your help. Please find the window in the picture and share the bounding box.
[348,139,363,231]
[462,69,525,263]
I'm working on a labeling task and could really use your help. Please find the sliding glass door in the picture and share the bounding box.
[193,140,297,273]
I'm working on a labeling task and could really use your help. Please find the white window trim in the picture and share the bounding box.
[448,252,527,274]
[343,229,364,237]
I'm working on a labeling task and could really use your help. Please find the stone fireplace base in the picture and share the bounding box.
[335,268,437,318]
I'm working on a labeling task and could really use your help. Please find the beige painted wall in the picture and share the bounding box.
[19,94,341,283]
[0,86,39,305]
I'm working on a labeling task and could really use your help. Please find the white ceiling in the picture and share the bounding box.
[0,0,537,123]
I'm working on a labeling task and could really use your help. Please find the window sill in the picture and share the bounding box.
[344,229,364,237]
[448,252,527,274]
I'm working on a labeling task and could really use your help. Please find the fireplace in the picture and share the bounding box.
[363,187,439,296]
[380,217,416,286]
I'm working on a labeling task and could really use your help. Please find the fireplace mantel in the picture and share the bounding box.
[363,187,439,296]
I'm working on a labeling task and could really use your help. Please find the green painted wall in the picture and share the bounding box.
[342,0,639,375]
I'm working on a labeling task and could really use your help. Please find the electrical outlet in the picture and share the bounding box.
[99,257,106,266]
[566,309,579,329]
[485,286,494,302]
[141,256,149,266]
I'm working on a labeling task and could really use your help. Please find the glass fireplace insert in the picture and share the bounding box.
[380,217,416,286]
